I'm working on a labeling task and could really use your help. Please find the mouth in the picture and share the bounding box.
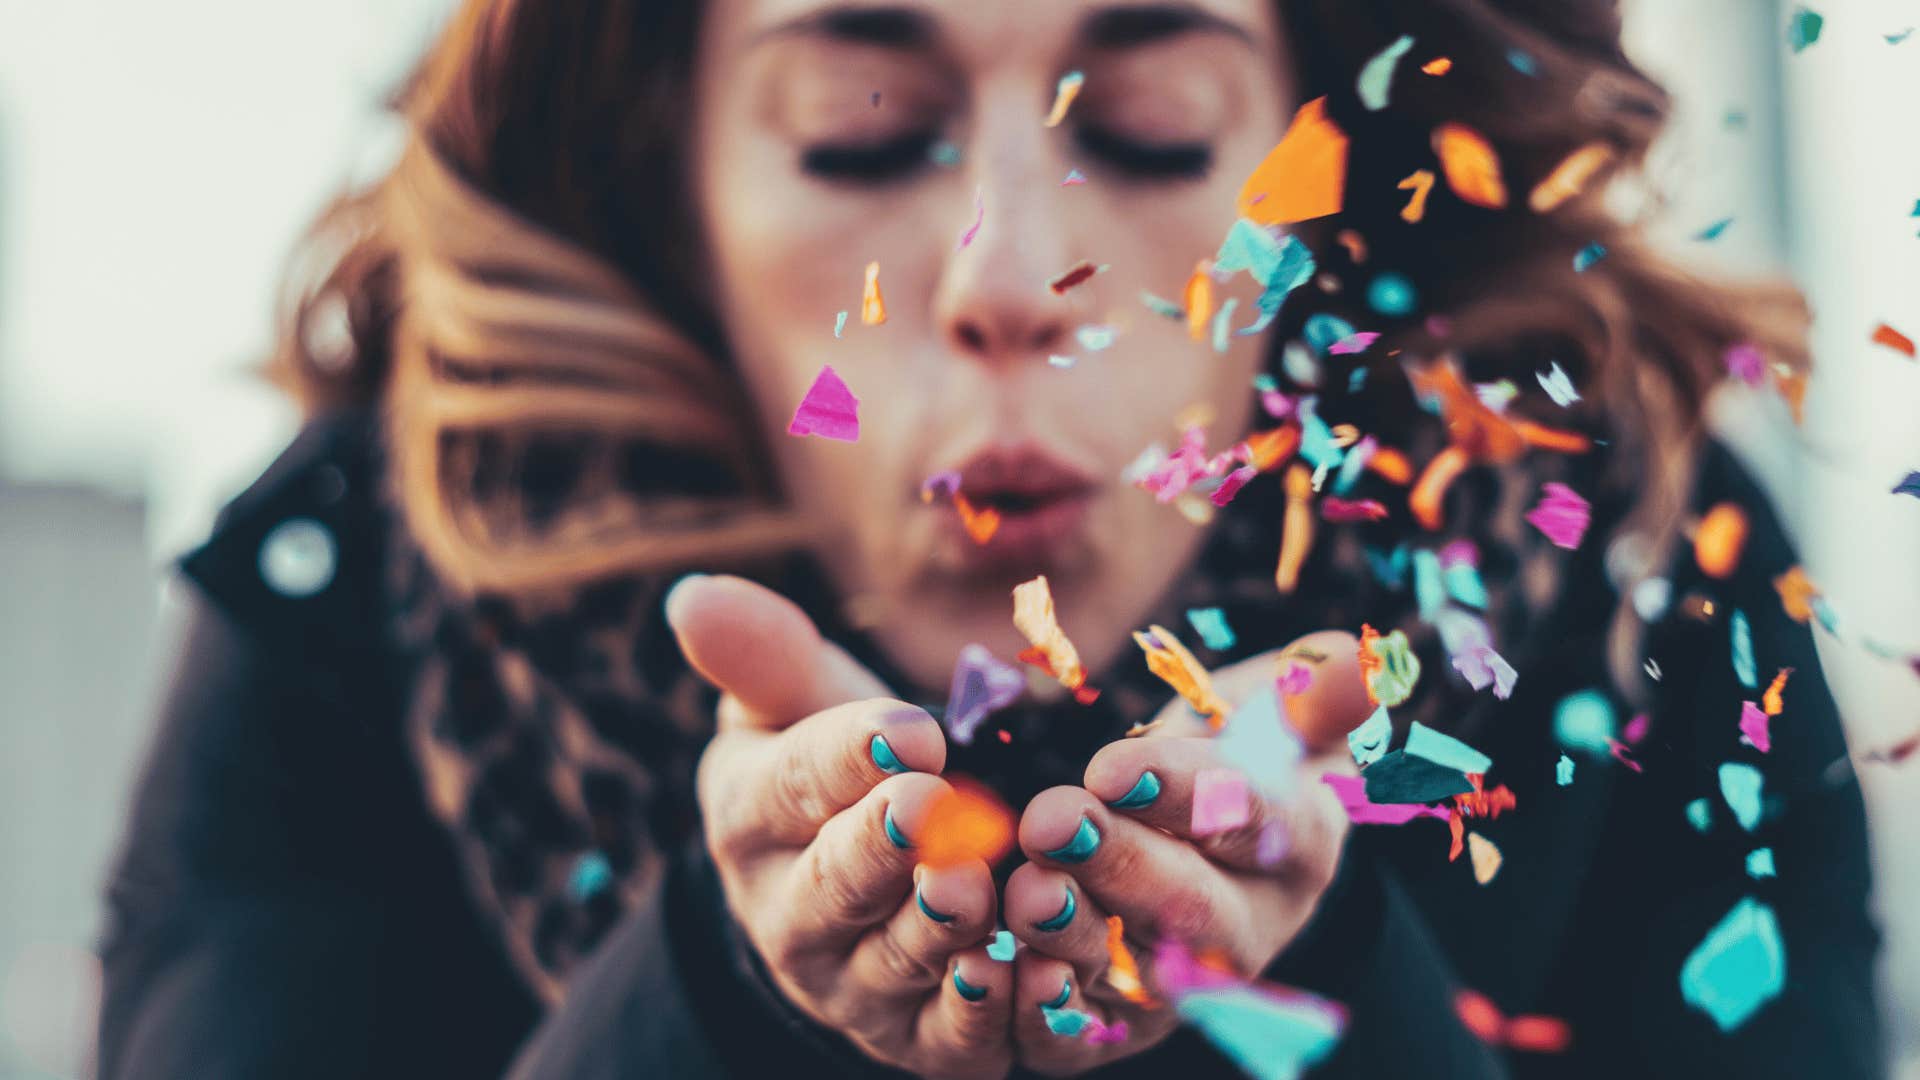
[926,444,1101,568]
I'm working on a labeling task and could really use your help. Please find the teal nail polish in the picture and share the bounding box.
[1033,888,1076,932]
[1043,979,1071,1011]
[883,807,912,849]
[1108,771,1161,810]
[953,969,989,1001]
[1042,817,1100,863]
[917,887,956,924]
[870,734,909,774]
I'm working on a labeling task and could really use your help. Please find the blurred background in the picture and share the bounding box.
[0,1,1914,1076]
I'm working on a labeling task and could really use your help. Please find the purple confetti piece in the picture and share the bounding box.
[920,469,962,501]
[1724,343,1767,387]
[1276,662,1314,696]
[1893,471,1920,499]
[943,644,1025,745]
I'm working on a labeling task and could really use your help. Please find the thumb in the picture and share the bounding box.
[664,573,891,728]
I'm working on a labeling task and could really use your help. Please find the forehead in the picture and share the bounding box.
[706,0,1282,67]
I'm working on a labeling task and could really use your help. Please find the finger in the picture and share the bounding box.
[1140,631,1370,750]
[1018,787,1255,964]
[772,772,951,949]
[708,698,948,846]
[1012,954,1106,1075]
[914,947,1015,1080]
[844,858,998,994]
[665,573,889,728]
[1002,863,1112,988]
[1083,737,1297,872]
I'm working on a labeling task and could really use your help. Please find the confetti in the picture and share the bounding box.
[1105,915,1152,1004]
[1787,6,1824,53]
[1694,502,1750,578]
[1155,938,1347,1080]
[1365,751,1473,804]
[1049,260,1105,295]
[833,310,848,338]
[1184,260,1215,341]
[1452,644,1518,699]
[1076,324,1117,351]
[1724,342,1766,386]
[1872,322,1916,357]
[1454,990,1572,1053]
[1763,669,1792,715]
[1135,624,1233,726]
[1406,720,1493,775]
[1573,242,1608,271]
[1275,464,1317,593]
[1193,769,1252,835]
[1507,48,1538,75]
[1044,70,1086,127]
[1048,353,1076,369]
[1731,609,1758,689]
[1890,28,1916,45]
[786,365,860,441]
[1214,686,1305,799]
[1537,362,1580,406]
[1397,169,1437,224]
[1359,623,1423,707]
[1773,566,1819,622]
[928,140,962,166]
[918,780,1016,868]
[1276,661,1314,696]
[1747,848,1776,879]
[1357,34,1416,111]
[1554,689,1617,757]
[1323,773,1450,826]
[1013,575,1099,703]
[952,492,1001,544]
[568,851,613,901]
[1720,762,1764,831]
[860,261,888,325]
[1526,483,1591,549]
[1238,97,1349,226]
[955,187,984,251]
[1556,754,1574,786]
[1686,797,1713,832]
[1042,1004,1094,1036]
[943,644,1026,745]
[1467,831,1502,884]
[1187,607,1238,651]
[1212,298,1240,354]
[1529,142,1614,213]
[1433,123,1508,209]
[1367,272,1416,316]
[1894,471,1920,499]
[1694,217,1735,241]
[1348,705,1392,767]
[1681,897,1785,1031]
[1739,700,1771,753]
[988,929,1018,961]
[1061,168,1087,186]
[1422,56,1453,76]
[1321,496,1390,523]
[1328,331,1380,356]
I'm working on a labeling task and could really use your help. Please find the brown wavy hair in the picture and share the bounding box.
[266,0,1809,696]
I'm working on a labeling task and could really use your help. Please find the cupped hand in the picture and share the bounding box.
[1002,634,1367,1075]
[668,575,1013,1080]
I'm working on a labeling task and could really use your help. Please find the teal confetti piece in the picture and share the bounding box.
[1731,610,1757,689]
[1681,897,1786,1031]
[1211,298,1239,354]
[1214,218,1286,281]
[1573,242,1608,272]
[1556,754,1574,786]
[1186,607,1237,650]
[1412,549,1446,618]
[1694,217,1735,241]
[1304,313,1357,356]
[833,310,848,338]
[1554,689,1617,757]
[987,929,1017,961]
[1042,1005,1093,1037]
[1175,986,1345,1080]
[1252,372,1278,393]
[1405,720,1493,776]
[1141,291,1186,320]
[1686,797,1713,832]
[1365,750,1474,804]
[1076,324,1117,351]
[1364,545,1410,589]
[1367,272,1417,316]
[1720,762,1764,831]
[1357,34,1416,111]
[1297,398,1345,473]
[929,140,962,166]
[1347,366,1368,393]
[1348,705,1391,768]
[1787,6,1824,52]
[1443,561,1488,609]
[567,851,614,902]
[1216,687,1305,800]
[1747,848,1776,880]
[1507,48,1538,75]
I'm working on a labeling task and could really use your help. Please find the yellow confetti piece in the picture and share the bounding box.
[1237,96,1349,226]
[1044,70,1085,128]
[1398,169,1436,224]
[1105,916,1154,1005]
[1183,261,1214,341]
[1773,566,1819,624]
[1275,463,1315,593]
[861,261,887,325]
[1132,624,1232,728]
[1013,575,1091,698]
[1763,669,1792,716]
[1528,142,1615,213]
[1467,831,1503,884]
[1433,124,1508,209]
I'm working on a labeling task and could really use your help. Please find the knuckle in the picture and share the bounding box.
[873,926,945,986]
[802,843,886,925]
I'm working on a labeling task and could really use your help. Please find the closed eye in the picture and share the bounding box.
[800,131,939,183]
[1073,124,1212,181]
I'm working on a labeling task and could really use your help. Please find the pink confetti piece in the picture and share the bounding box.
[1328,331,1381,355]
[1724,343,1766,387]
[1192,769,1251,835]
[1525,482,1590,549]
[1623,712,1651,744]
[1438,539,1479,568]
[1276,661,1314,695]
[1210,464,1259,507]
[1606,738,1644,773]
[1321,496,1390,523]
[787,365,860,441]
[1323,773,1452,826]
[1738,700,1771,753]
[1084,1017,1129,1045]
[955,187,985,252]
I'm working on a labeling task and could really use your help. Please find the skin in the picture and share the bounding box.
[679,2,1350,1075]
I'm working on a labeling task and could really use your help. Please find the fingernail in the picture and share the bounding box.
[1107,771,1161,810]
[661,573,709,623]
[1032,888,1076,932]
[916,887,957,924]
[953,968,989,1001]
[870,734,910,774]
[883,806,912,849]
[1043,978,1071,1011]
[1042,816,1101,863]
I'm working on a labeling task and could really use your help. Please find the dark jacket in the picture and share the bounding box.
[96,410,1883,1078]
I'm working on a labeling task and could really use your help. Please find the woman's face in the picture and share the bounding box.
[693,0,1292,693]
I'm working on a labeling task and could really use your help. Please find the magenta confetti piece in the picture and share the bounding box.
[787,365,860,441]
[1623,712,1651,744]
[1739,700,1771,753]
[1192,769,1251,835]
[1323,773,1452,826]
[1083,1017,1129,1045]
[1321,496,1390,522]
[1328,331,1381,355]
[1438,539,1479,567]
[1276,661,1314,695]
[955,187,985,252]
[944,644,1026,745]
[1525,482,1591,549]
[1606,738,1644,773]
[1210,465,1259,507]
[1724,343,1766,387]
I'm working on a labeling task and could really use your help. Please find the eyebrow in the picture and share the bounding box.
[754,2,1255,53]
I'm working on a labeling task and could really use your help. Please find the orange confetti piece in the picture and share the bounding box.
[1275,463,1316,593]
[1773,566,1819,623]
[1043,70,1085,129]
[1133,624,1232,728]
[1183,260,1214,341]
[1411,363,1528,462]
[1763,669,1792,716]
[1433,123,1509,209]
[1237,96,1349,226]
[1409,444,1470,530]
[1398,169,1436,223]
[1422,57,1453,76]
[918,780,1016,868]
[1105,916,1154,1005]
[1773,370,1808,425]
[1871,322,1916,357]
[1358,623,1383,707]
[952,492,1002,545]
[861,261,887,325]
[1467,831,1502,884]
[1336,229,1368,263]
[1013,575,1094,699]
[1366,446,1414,484]
[1694,502,1750,579]
[1528,142,1615,213]
[1455,990,1572,1054]
[1511,419,1593,455]
[1244,424,1301,472]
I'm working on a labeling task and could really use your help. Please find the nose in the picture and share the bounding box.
[932,107,1075,365]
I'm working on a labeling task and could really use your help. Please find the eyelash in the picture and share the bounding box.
[799,127,1212,183]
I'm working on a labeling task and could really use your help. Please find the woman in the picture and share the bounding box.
[96,0,1883,1077]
